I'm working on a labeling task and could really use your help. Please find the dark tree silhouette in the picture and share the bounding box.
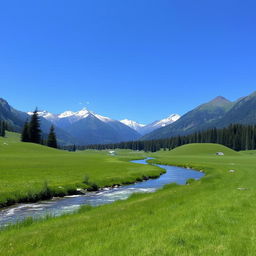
[29,109,41,144]
[21,121,30,142]
[47,125,58,148]
[0,121,6,137]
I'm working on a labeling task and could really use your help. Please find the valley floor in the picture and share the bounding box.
[0,133,162,208]
[1,133,256,255]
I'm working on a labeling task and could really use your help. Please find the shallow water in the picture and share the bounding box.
[0,158,204,227]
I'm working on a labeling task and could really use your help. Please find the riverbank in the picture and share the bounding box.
[0,163,165,209]
[0,159,203,227]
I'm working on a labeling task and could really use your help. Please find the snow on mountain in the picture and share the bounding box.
[120,114,180,135]
[29,109,114,125]
[57,109,92,125]
[28,110,58,122]
[139,114,180,135]
[58,111,76,118]
[57,109,113,123]
[94,113,113,123]
[31,108,137,131]
[120,119,145,133]
[151,114,181,128]
[28,108,140,144]
[28,109,180,138]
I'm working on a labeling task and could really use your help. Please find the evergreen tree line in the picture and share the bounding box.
[81,124,256,152]
[62,144,77,152]
[21,109,58,148]
[0,120,7,137]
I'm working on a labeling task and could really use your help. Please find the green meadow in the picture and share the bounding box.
[0,132,162,207]
[1,132,256,255]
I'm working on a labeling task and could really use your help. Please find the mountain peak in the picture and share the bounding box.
[210,96,231,104]
[0,98,12,113]
[152,114,181,128]
[76,109,91,118]
[0,98,10,107]
[0,98,8,103]
[58,110,75,118]
[120,119,146,132]
[121,119,145,127]
[121,114,180,135]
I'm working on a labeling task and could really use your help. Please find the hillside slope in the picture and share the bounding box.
[215,91,256,127]
[142,96,233,140]
[143,92,256,140]
[163,143,240,156]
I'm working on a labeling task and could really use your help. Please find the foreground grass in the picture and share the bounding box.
[1,138,256,255]
[0,132,161,207]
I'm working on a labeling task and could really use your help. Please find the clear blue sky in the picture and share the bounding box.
[0,0,255,124]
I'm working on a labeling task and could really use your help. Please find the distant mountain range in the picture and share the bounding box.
[35,109,140,145]
[1,91,256,145]
[35,109,180,144]
[0,97,180,145]
[142,91,256,140]
[120,114,180,135]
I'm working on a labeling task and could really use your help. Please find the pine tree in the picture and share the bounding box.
[21,121,30,142]
[47,125,58,148]
[29,109,41,144]
[0,121,4,137]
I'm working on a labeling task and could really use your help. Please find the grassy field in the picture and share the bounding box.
[0,132,162,207]
[1,134,256,255]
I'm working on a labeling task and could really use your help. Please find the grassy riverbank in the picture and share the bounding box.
[1,135,256,255]
[0,132,161,207]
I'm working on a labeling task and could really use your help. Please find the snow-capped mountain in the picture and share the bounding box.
[36,109,113,124]
[32,109,112,128]
[120,114,180,135]
[149,114,181,129]
[120,119,145,133]
[34,111,58,122]
[28,109,180,143]
[29,109,140,145]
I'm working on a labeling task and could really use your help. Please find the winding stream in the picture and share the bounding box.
[0,158,204,227]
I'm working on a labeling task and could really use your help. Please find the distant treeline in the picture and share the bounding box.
[80,124,256,152]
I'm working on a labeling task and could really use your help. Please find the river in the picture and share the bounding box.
[0,158,204,227]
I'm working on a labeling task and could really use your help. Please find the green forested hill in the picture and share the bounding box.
[142,92,256,140]
[215,91,256,127]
